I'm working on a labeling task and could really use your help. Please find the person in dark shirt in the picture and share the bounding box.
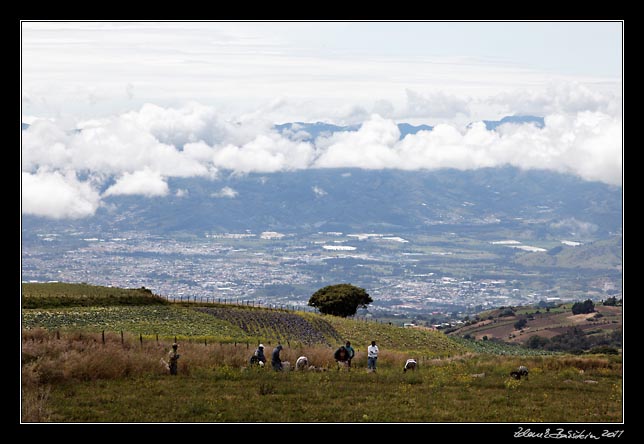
[271,344,283,371]
[334,345,350,370]
[250,343,266,366]
[344,341,355,368]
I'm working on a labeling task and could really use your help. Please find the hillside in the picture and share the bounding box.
[515,237,623,270]
[22,166,622,236]
[21,283,466,356]
[21,283,623,423]
[447,303,622,353]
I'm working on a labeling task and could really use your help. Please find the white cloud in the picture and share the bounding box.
[211,187,238,198]
[550,218,598,237]
[404,89,470,119]
[313,112,622,186]
[175,188,188,197]
[212,133,315,173]
[21,94,621,219]
[315,115,401,169]
[120,102,265,147]
[21,119,72,172]
[103,169,168,197]
[312,186,327,197]
[22,170,101,219]
[488,81,620,117]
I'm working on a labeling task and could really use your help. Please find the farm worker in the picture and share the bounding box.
[367,340,379,372]
[271,344,283,371]
[344,341,355,368]
[168,343,180,375]
[250,344,267,365]
[334,345,350,369]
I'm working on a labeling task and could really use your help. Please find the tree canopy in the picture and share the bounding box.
[571,299,595,315]
[307,284,373,317]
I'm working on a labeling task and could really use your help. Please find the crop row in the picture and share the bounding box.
[22,306,250,340]
[195,307,341,345]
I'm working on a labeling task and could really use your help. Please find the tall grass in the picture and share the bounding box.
[21,329,622,423]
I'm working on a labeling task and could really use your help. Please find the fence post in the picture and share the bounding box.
[174,336,177,344]
[121,330,124,346]
[156,334,159,344]
[140,333,143,348]
[56,330,60,340]
[102,330,105,345]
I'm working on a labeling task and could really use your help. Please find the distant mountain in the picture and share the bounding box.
[274,122,359,142]
[272,116,544,142]
[396,122,434,137]
[274,121,433,142]
[21,115,540,138]
[481,115,545,131]
[22,167,622,239]
[516,238,623,270]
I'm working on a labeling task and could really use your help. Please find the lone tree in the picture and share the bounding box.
[308,284,373,317]
[571,299,595,315]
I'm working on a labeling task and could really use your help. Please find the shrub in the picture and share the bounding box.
[588,346,619,355]
[571,299,595,315]
[514,318,527,330]
[526,335,549,349]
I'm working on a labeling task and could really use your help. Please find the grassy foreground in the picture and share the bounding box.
[21,283,623,423]
[22,329,622,423]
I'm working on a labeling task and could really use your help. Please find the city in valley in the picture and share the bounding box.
[21,226,622,322]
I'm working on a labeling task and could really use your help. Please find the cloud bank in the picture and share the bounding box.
[22,84,622,219]
[22,170,101,219]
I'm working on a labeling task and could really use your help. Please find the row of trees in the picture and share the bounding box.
[526,328,621,354]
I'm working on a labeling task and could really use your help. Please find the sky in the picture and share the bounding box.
[21,21,623,219]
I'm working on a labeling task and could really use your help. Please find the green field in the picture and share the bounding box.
[22,282,168,308]
[21,283,623,423]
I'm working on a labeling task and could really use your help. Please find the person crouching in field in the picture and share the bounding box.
[271,344,284,371]
[334,345,350,370]
[250,344,267,366]
[295,356,309,370]
[403,359,417,372]
[168,343,180,375]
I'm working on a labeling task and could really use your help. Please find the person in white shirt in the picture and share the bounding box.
[367,340,379,372]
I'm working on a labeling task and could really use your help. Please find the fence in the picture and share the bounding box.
[34,330,445,367]
[159,294,395,325]
[161,294,316,313]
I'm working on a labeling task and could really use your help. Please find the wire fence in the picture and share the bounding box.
[159,294,396,325]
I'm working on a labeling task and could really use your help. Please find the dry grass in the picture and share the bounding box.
[21,329,622,423]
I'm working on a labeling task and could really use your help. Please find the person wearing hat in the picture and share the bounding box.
[250,343,267,366]
[271,344,283,371]
[168,343,180,375]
